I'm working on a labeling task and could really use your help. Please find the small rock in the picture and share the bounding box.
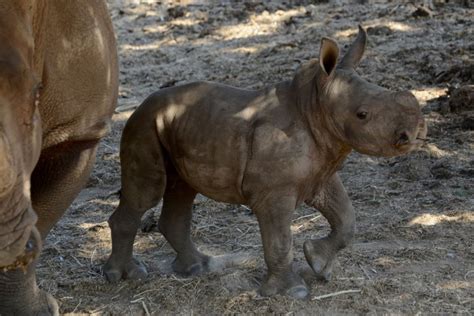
[167,6,185,19]
[423,180,441,189]
[367,25,392,36]
[430,161,453,179]
[88,224,106,232]
[390,153,432,181]
[284,16,297,26]
[459,168,474,177]
[461,116,474,130]
[436,64,474,85]
[412,6,433,18]
[199,27,212,38]
[449,85,474,113]
[160,79,178,89]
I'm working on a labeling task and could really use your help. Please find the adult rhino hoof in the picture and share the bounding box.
[303,239,334,282]
[0,289,59,316]
[103,257,148,283]
[41,291,60,316]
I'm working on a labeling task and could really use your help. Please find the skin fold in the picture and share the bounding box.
[104,26,427,299]
[0,1,118,314]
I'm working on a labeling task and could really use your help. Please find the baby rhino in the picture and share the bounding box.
[104,26,426,299]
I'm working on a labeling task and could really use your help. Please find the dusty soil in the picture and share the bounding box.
[37,1,473,315]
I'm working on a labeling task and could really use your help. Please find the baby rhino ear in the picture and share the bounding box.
[339,25,367,70]
[319,37,339,77]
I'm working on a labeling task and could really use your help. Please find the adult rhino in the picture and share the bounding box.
[0,1,118,314]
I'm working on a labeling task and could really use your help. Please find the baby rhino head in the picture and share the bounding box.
[315,26,427,157]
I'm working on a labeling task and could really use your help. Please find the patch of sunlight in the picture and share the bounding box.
[362,156,382,165]
[381,21,414,32]
[224,46,261,55]
[291,221,312,234]
[424,143,451,158]
[122,35,212,51]
[215,8,306,40]
[112,111,134,122]
[170,17,199,27]
[78,221,113,250]
[437,280,473,290]
[411,87,447,107]
[79,221,108,230]
[291,214,321,234]
[142,24,169,34]
[335,22,414,39]
[334,28,358,39]
[234,88,278,120]
[234,105,259,120]
[374,256,397,268]
[409,212,474,226]
[84,199,119,207]
[122,42,161,51]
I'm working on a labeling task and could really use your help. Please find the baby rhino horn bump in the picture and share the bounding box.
[0,133,16,197]
[394,91,420,108]
[339,25,367,70]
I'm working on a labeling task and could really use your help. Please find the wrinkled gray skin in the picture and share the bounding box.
[104,26,427,299]
[0,1,118,314]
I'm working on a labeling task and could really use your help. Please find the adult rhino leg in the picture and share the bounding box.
[104,135,166,283]
[157,170,210,276]
[0,259,58,316]
[0,142,100,316]
[304,173,355,281]
[32,142,100,236]
[252,191,308,299]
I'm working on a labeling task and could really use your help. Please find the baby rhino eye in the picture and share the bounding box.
[357,111,368,120]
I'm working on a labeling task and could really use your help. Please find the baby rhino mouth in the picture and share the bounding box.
[394,118,428,151]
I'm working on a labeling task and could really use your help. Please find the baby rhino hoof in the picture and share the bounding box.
[303,239,335,281]
[103,257,148,283]
[260,272,309,299]
[286,285,309,299]
[172,254,211,276]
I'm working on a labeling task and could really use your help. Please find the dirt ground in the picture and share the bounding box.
[37,1,473,315]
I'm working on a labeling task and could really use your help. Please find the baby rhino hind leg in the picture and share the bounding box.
[104,128,166,282]
[158,172,211,276]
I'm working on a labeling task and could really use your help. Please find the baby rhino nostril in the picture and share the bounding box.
[398,131,409,145]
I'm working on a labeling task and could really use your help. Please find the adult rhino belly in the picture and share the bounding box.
[37,0,118,149]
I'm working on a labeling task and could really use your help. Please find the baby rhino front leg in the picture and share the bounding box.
[304,174,355,281]
[253,191,308,299]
